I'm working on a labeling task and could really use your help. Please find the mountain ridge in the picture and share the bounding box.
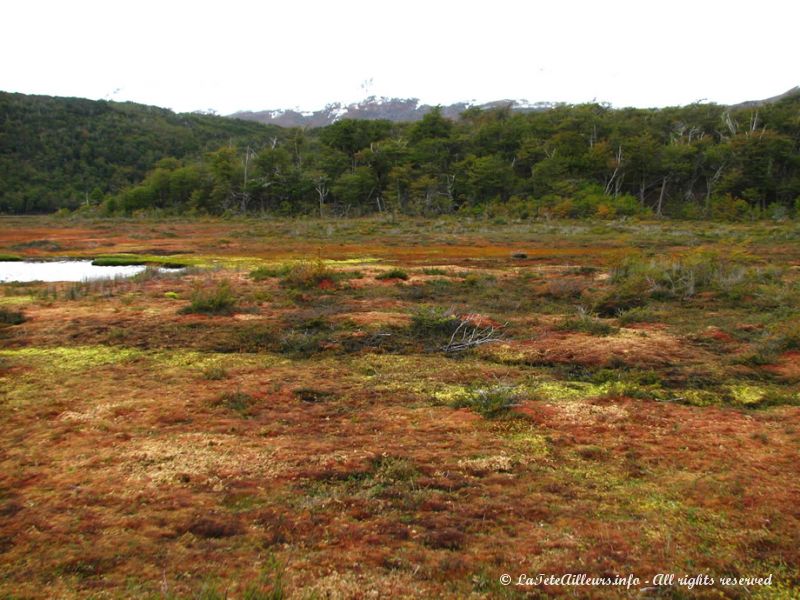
[229,96,556,127]
[230,88,800,127]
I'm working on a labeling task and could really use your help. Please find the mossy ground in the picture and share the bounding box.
[1,216,799,598]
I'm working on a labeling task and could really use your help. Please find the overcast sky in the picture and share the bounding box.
[3,0,798,115]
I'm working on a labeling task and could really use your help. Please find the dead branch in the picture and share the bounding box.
[443,319,506,353]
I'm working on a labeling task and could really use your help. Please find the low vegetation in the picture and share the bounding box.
[180,280,237,315]
[1,216,799,598]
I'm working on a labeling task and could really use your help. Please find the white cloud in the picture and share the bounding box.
[2,0,797,114]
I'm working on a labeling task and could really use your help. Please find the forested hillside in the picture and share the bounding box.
[0,92,278,213]
[2,90,800,218]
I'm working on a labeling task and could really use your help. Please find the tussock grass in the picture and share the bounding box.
[558,308,618,336]
[250,264,291,281]
[376,268,409,280]
[281,260,340,290]
[0,308,25,325]
[452,384,522,418]
[180,281,237,315]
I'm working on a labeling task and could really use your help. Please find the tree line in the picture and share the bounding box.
[3,91,800,219]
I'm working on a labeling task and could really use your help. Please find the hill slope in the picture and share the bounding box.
[0,92,279,212]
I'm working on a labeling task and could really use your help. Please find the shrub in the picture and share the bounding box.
[376,268,409,280]
[0,308,25,325]
[250,264,291,281]
[452,384,522,418]
[558,308,618,336]
[710,194,752,221]
[281,260,338,290]
[617,306,658,325]
[202,364,229,380]
[607,250,782,302]
[181,281,237,315]
[215,390,256,415]
[410,306,461,338]
[293,388,335,403]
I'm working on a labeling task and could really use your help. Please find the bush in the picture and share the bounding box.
[202,364,229,380]
[710,194,752,221]
[215,390,256,415]
[410,306,461,337]
[617,306,658,325]
[421,267,448,276]
[375,268,409,280]
[0,308,25,325]
[452,384,522,418]
[558,308,618,336]
[181,281,237,315]
[250,264,291,281]
[607,250,782,302]
[281,260,338,290]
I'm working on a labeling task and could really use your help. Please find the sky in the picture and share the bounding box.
[2,0,798,115]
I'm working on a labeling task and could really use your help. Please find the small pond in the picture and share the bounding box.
[0,260,178,283]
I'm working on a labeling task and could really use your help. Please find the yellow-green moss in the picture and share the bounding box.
[0,345,143,371]
[507,431,550,458]
[0,296,35,306]
[728,384,768,406]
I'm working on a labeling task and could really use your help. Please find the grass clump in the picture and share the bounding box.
[293,388,335,403]
[558,308,618,336]
[202,364,229,380]
[408,306,462,350]
[180,281,237,315]
[0,308,25,325]
[452,384,522,418]
[215,389,256,415]
[421,267,448,276]
[376,268,409,280]
[617,306,658,325]
[250,264,291,281]
[281,260,339,290]
[609,250,783,302]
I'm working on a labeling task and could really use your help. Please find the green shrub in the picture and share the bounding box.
[617,306,658,325]
[250,264,291,281]
[410,306,460,337]
[607,250,782,302]
[281,260,339,290]
[376,268,409,280]
[452,384,522,418]
[421,267,448,276]
[0,308,25,325]
[202,364,229,380]
[215,390,256,415]
[181,281,237,315]
[293,388,335,403]
[558,309,618,336]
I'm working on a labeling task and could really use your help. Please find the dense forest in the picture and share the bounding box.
[2,90,799,219]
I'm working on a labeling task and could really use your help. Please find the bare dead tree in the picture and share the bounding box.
[314,176,329,218]
[604,146,623,196]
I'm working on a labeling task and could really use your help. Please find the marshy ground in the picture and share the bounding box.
[1,217,799,599]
